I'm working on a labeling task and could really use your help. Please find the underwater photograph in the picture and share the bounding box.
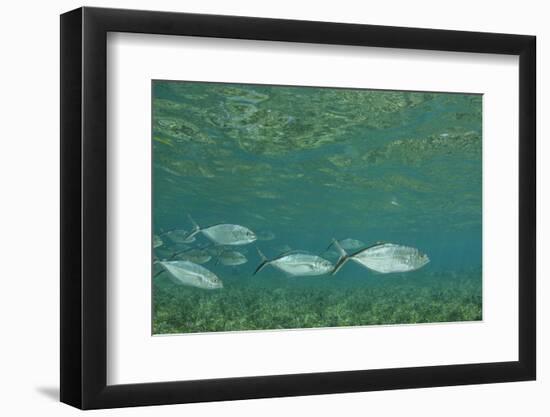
[152,80,482,335]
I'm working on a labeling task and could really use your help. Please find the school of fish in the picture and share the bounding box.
[153,215,430,290]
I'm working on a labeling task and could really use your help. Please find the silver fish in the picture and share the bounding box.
[173,249,212,264]
[338,238,364,250]
[187,215,256,246]
[153,234,163,248]
[254,248,333,277]
[160,260,223,289]
[332,240,429,274]
[218,250,248,266]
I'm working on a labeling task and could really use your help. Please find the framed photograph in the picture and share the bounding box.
[60,6,536,409]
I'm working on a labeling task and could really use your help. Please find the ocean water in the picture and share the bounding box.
[152,80,482,335]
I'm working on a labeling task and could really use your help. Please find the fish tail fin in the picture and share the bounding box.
[253,261,270,275]
[153,261,166,279]
[330,239,349,276]
[253,246,270,275]
[186,214,201,239]
[331,255,350,275]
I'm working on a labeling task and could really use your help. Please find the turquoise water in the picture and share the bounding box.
[152,80,482,334]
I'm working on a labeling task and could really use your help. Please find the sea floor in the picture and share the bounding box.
[152,270,482,334]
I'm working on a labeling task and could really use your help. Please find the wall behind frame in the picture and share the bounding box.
[0,0,545,416]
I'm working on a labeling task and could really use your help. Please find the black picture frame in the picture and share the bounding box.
[60,6,536,410]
